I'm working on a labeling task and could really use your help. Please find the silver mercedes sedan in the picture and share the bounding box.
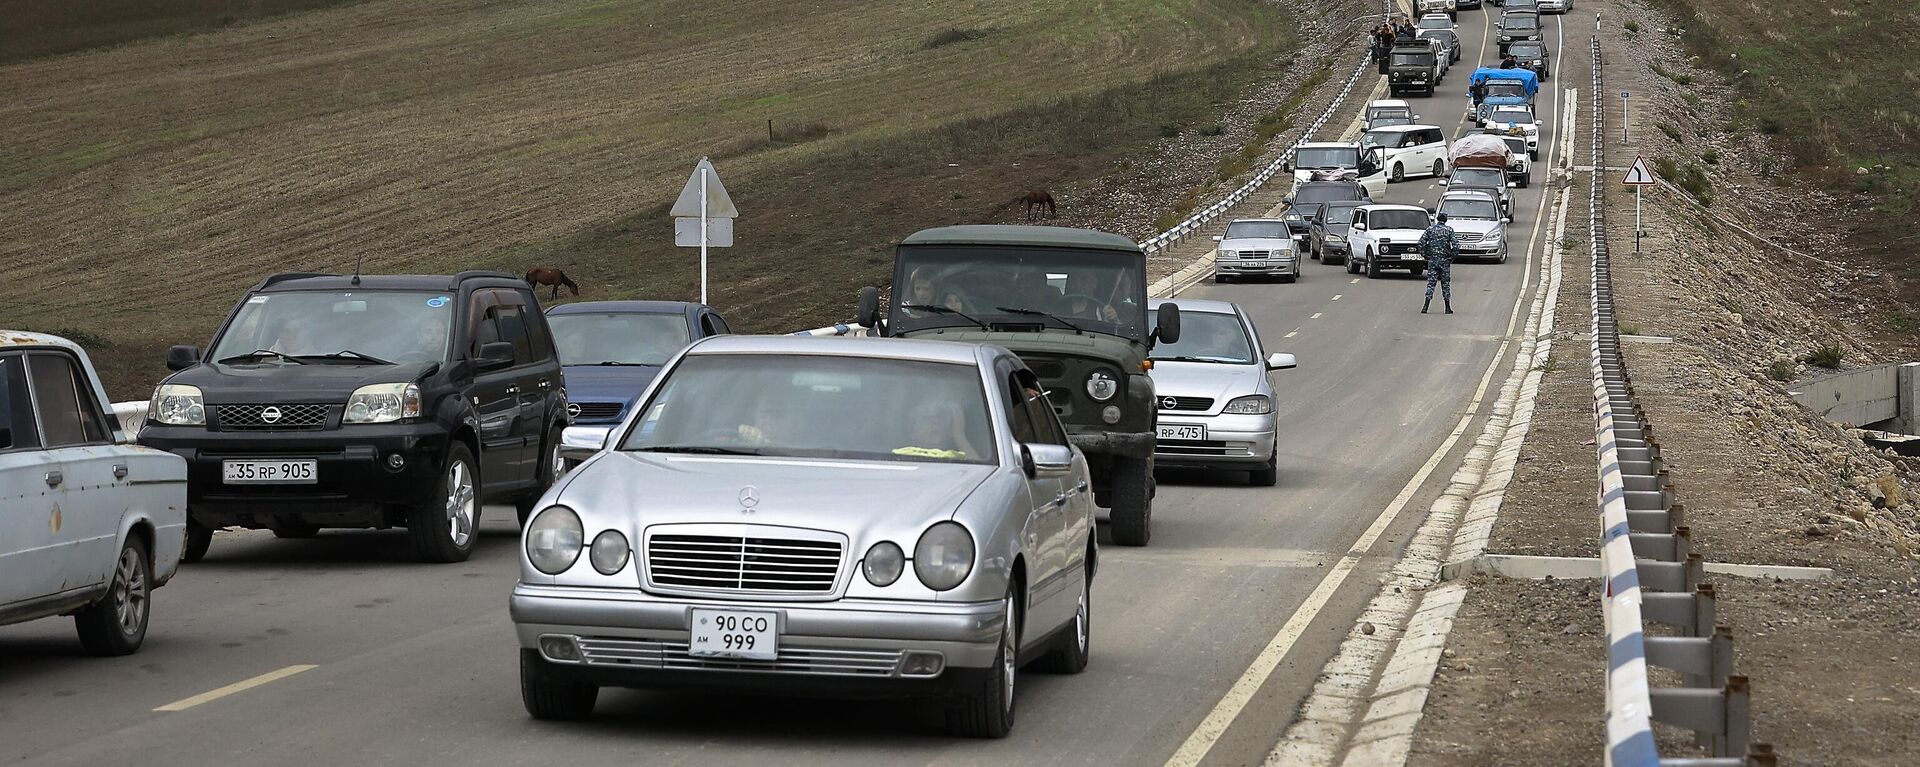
[1146,299,1297,485]
[512,335,1096,738]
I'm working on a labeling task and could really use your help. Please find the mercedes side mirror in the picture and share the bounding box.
[1150,302,1181,346]
[1265,353,1298,371]
[165,344,199,371]
[558,425,612,465]
[475,341,516,373]
[1212,235,1224,242]
[1021,443,1074,479]
[856,285,882,334]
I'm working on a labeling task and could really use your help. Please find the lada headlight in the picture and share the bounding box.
[526,506,584,575]
[149,384,205,426]
[1086,370,1119,401]
[344,383,420,424]
[914,522,974,591]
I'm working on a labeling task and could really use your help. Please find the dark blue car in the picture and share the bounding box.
[546,301,730,426]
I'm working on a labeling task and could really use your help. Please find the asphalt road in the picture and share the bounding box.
[0,7,1582,766]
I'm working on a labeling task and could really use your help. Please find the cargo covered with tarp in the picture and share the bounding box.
[1449,134,1513,170]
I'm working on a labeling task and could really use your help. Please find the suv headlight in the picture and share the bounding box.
[526,506,584,575]
[343,383,421,424]
[913,522,974,591]
[149,384,205,426]
[1085,370,1119,401]
[1222,395,1273,415]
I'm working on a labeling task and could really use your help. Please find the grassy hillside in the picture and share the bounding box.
[1651,0,1919,269]
[0,0,370,63]
[1,0,1298,399]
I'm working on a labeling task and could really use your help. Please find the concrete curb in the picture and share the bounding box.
[1264,183,1569,766]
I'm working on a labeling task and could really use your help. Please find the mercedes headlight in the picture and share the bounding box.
[862,541,905,587]
[1222,395,1273,415]
[526,506,584,575]
[343,383,421,424]
[1286,214,1302,221]
[589,530,630,575]
[149,384,205,426]
[913,522,975,591]
[1085,370,1119,401]
[1219,249,1238,259]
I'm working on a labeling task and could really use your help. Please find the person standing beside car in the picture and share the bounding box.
[1419,213,1459,315]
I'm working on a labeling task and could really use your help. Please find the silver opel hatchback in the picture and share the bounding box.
[512,335,1096,738]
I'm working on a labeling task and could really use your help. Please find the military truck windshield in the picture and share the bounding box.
[892,246,1146,340]
[210,290,452,365]
[1392,51,1435,67]
[1369,210,1432,231]
[549,312,689,366]
[1440,198,1502,220]
[1294,146,1359,169]
[1223,221,1291,240]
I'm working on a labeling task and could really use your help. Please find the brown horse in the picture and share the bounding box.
[1022,189,1057,221]
[524,267,579,299]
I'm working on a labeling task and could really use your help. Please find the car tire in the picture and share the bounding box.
[74,536,151,656]
[1412,266,1426,278]
[517,425,566,527]
[1390,163,1404,183]
[1212,273,1226,284]
[1034,559,1091,674]
[409,443,480,564]
[182,518,213,563]
[520,649,598,721]
[1499,247,1510,264]
[1346,253,1360,273]
[1365,251,1382,279]
[1310,241,1321,261]
[1530,149,1539,161]
[1250,449,1278,487]
[1432,158,1446,177]
[946,591,1019,738]
[1107,455,1152,547]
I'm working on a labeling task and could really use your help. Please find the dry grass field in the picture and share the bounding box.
[1,0,1296,398]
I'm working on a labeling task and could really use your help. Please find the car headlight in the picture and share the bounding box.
[1223,395,1273,415]
[149,384,205,426]
[343,383,421,424]
[862,541,905,587]
[589,530,629,575]
[1086,370,1119,401]
[1286,214,1301,221]
[913,522,974,591]
[1219,249,1237,259]
[526,506,584,575]
[1324,234,1343,243]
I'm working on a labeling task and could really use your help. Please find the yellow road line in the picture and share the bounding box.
[154,665,318,712]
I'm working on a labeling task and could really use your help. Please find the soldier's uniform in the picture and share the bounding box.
[1418,220,1459,314]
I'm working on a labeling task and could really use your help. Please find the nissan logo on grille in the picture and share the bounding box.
[260,406,282,424]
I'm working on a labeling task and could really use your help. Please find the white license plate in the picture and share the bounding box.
[222,459,317,484]
[689,608,778,660]
[1158,424,1206,441]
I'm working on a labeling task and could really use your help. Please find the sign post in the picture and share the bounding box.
[1620,91,1630,144]
[671,157,737,305]
[1622,156,1656,254]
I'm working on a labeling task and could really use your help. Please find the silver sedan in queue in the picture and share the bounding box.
[1146,300,1297,485]
[512,335,1097,738]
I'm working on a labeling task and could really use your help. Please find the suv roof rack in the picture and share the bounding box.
[254,272,338,290]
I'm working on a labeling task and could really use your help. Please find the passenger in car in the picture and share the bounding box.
[897,399,979,459]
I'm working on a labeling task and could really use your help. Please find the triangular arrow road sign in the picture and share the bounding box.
[1622,156,1657,186]
[670,157,738,218]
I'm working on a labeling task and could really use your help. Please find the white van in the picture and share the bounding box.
[1361,124,1451,182]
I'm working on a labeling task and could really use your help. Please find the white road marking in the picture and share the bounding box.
[1331,294,1344,301]
[1283,329,1300,338]
[1163,13,1568,765]
[1310,312,1324,319]
[1350,278,1361,284]
[154,665,318,712]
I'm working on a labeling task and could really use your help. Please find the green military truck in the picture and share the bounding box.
[857,225,1181,545]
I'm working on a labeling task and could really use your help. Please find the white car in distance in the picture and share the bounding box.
[1213,219,1301,283]
[1345,204,1436,278]
[1485,105,1541,159]
[1362,124,1451,183]
[1437,190,1511,263]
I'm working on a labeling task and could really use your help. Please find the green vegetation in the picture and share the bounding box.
[1647,62,1692,86]
[1198,124,1228,137]
[1701,148,1719,165]
[1654,156,1714,206]
[1657,123,1683,143]
[1806,344,1846,370]
[1623,20,1641,33]
[1619,323,1641,336]
[1767,360,1796,382]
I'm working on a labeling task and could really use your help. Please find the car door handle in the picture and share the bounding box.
[44,470,62,487]
[505,385,520,395]
[537,379,551,390]
[113,464,128,480]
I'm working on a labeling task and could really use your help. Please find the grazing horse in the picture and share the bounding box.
[524,267,579,299]
[1023,189,1057,221]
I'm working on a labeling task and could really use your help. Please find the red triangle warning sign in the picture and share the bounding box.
[1623,157,1657,186]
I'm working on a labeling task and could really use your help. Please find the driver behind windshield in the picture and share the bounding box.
[1060,272,1120,323]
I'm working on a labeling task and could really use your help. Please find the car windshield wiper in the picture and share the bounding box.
[216,349,307,365]
[297,349,393,365]
[1151,355,1246,364]
[901,303,990,330]
[994,306,1084,334]
[632,445,763,456]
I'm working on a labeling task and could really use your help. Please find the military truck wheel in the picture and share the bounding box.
[1108,456,1152,547]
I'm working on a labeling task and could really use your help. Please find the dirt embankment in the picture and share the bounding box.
[1410,0,1920,763]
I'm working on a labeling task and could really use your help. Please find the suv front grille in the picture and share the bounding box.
[215,404,331,430]
[1159,396,1214,412]
[646,532,843,595]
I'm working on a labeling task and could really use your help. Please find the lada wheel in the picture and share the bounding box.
[75,536,150,656]
[947,591,1018,738]
[520,649,598,721]
[1108,456,1153,547]
[1346,253,1360,274]
[182,519,213,563]
[410,444,479,563]
[1365,251,1382,279]
[1035,563,1091,674]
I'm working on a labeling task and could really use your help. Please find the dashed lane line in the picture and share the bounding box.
[1331,294,1344,301]
[1310,312,1324,319]
[154,665,319,712]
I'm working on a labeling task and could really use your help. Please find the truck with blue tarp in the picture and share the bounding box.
[1467,67,1539,125]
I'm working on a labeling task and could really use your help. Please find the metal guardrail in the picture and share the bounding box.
[1587,34,1773,767]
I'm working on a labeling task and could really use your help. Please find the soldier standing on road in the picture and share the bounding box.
[1419,212,1459,315]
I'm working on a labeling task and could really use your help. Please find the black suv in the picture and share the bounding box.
[139,271,569,563]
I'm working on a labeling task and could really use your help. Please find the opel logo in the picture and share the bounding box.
[738,486,760,510]
[1161,397,1178,410]
[566,402,581,418]
[260,406,283,423]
